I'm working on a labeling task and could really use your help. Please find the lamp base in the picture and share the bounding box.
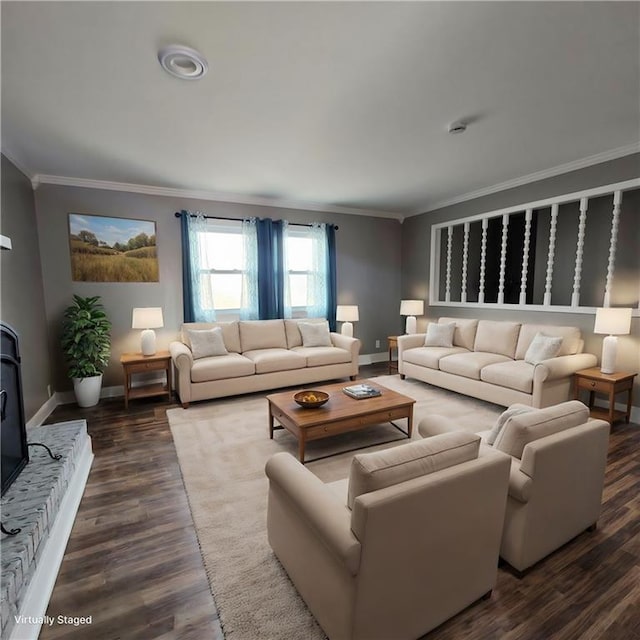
[340,322,354,338]
[405,316,417,335]
[600,335,617,374]
[140,329,157,356]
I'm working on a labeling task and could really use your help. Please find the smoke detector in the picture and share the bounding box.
[158,45,208,80]
[447,120,468,134]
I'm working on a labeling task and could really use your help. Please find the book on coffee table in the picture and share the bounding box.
[343,384,382,399]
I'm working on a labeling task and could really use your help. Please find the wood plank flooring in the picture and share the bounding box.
[38,365,640,640]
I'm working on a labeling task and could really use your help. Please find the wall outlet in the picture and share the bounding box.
[375,339,380,349]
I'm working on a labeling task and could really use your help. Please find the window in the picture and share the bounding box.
[284,223,329,319]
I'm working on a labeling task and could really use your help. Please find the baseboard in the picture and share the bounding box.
[359,352,389,365]
[10,433,94,640]
[26,394,58,429]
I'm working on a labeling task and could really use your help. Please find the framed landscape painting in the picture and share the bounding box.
[68,213,159,282]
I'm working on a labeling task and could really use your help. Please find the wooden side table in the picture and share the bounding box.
[120,351,172,409]
[574,367,637,425]
[388,336,399,374]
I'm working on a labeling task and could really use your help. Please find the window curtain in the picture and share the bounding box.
[179,210,216,322]
[241,218,260,320]
[307,223,330,319]
[325,224,337,332]
[256,218,284,319]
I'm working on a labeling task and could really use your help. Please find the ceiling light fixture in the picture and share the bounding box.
[158,45,208,80]
[447,120,468,134]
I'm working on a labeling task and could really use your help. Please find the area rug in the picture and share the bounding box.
[167,375,502,639]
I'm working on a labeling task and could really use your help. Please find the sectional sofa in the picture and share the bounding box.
[170,318,360,407]
[398,317,597,408]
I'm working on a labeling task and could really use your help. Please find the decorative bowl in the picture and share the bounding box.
[294,390,330,408]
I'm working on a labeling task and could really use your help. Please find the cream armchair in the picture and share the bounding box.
[418,401,610,575]
[265,432,510,640]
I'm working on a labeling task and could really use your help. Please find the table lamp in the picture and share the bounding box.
[594,307,631,374]
[132,307,164,356]
[336,305,359,337]
[400,299,424,334]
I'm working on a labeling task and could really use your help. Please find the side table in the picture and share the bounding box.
[573,367,636,425]
[388,336,399,374]
[120,351,172,409]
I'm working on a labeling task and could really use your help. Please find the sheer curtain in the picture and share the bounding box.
[241,218,259,320]
[187,212,217,322]
[307,223,329,318]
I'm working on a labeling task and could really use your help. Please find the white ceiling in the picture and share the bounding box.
[2,1,639,218]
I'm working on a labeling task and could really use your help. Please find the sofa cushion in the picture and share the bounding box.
[298,321,332,347]
[494,400,590,459]
[243,348,306,374]
[403,346,469,370]
[439,317,478,351]
[515,324,581,359]
[191,353,255,382]
[424,322,455,347]
[347,432,481,509]
[439,352,511,380]
[239,320,287,352]
[480,360,535,393]
[187,327,229,359]
[524,332,563,364]
[291,346,351,367]
[474,321,521,358]
[486,404,536,446]
[182,321,241,353]
[284,318,327,349]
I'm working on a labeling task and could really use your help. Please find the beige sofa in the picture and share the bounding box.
[398,317,597,408]
[170,318,360,407]
[419,401,610,574]
[265,432,510,640]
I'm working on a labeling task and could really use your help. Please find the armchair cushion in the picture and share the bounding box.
[347,431,481,509]
[494,400,589,459]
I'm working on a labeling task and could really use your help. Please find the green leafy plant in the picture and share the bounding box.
[61,295,112,379]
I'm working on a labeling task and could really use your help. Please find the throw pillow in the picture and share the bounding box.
[524,332,563,365]
[424,322,455,348]
[187,327,229,359]
[486,404,535,446]
[298,321,332,347]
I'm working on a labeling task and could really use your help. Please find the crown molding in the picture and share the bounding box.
[410,142,640,216]
[33,174,404,221]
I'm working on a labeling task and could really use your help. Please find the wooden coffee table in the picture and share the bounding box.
[267,380,415,463]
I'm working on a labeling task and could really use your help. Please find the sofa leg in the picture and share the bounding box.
[481,590,492,601]
[587,522,597,532]
[400,374,406,380]
[182,402,189,409]
[350,375,356,381]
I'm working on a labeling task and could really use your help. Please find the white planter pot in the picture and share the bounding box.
[72,374,103,408]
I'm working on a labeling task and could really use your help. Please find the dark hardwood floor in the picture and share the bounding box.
[39,364,640,640]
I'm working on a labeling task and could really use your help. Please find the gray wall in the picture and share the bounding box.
[401,153,640,408]
[34,185,402,391]
[1,155,52,420]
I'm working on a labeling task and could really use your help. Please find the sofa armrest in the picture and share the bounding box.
[265,452,361,575]
[533,353,598,383]
[397,333,425,353]
[170,341,193,405]
[330,332,361,361]
[508,458,533,503]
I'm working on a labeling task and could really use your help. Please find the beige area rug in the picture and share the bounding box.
[167,375,503,639]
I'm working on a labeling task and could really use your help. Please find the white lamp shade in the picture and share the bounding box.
[132,307,164,329]
[594,308,632,335]
[400,299,424,316]
[336,305,359,322]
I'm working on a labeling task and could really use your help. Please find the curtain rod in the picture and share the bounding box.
[174,211,338,230]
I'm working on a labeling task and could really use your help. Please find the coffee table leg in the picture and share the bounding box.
[268,404,274,439]
[298,436,306,464]
[407,405,413,438]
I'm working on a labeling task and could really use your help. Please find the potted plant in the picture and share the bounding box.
[61,295,112,408]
